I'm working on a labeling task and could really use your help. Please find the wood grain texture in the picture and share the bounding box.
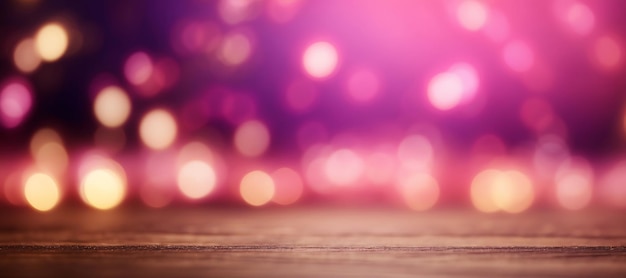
[1,207,625,277]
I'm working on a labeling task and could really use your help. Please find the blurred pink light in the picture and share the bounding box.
[449,63,479,103]
[218,0,258,25]
[346,68,381,103]
[427,72,464,111]
[502,40,535,73]
[324,149,364,186]
[482,10,510,43]
[427,63,479,111]
[600,161,626,209]
[234,120,271,157]
[266,0,303,23]
[592,35,623,71]
[218,31,253,66]
[124,51,154,86]
[555,1,595,36]
[456,0,489,32]
[0,80,33,128]
[302,41,339,79]
[555,158,593,210]
[271,167,303,205]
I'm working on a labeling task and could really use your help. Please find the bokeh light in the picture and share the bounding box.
[0,80,33,128]
[80,158,127,210]
[218,31,253,66]
[324,149,364,186]
[1,0,626,212]
[34,22,69,62]
[456,0,489,32]
[124,52,154,86]
[397,172,439,211]
[267,0,302,23]
[93,86,132,128]
[346,68,381,103]
[600,161,626,209]
[13,38,42,73]
[139,109,178,150]
[471,169,535,213]
[240,170,275,206]
[592,35,623,71]
[28,129,69,197]
[177,160,217,199]
[271,167,303,205]
[218,0,258,25]
[302,41,339,79]
[234,120,270,157]
[23,172,60,212]
[503,40,535,73]
[555,158,593,210]
[427,72,463,111]
[33,141,68,177]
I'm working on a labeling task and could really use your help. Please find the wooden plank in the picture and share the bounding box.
[1,208,625,277]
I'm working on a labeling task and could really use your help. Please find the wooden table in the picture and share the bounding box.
[1,207,625,277]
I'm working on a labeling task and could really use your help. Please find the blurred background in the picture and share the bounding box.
[1,0,625,212]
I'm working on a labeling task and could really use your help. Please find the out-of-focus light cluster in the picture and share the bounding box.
[1,0,626,213]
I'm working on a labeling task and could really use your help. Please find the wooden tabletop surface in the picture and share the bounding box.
[1,207,625,277]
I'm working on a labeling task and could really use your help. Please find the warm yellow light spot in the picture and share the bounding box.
[24,173,60,212]
[302,41,339,79]
[34,23,69,62]
[218,32,252,66]
[234,120,270,157]
[471,169,534,213]
[491,170,534,213]
[14,38,41,73]
[471,169,501,213]
[177,160,217,199]
[240,170,275,206]
[324,149,364,186]
[398,173,439,211]
[139,109,178,150]
[93,86,132,128]
[456,0,489,31]
[81,168,126,210]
